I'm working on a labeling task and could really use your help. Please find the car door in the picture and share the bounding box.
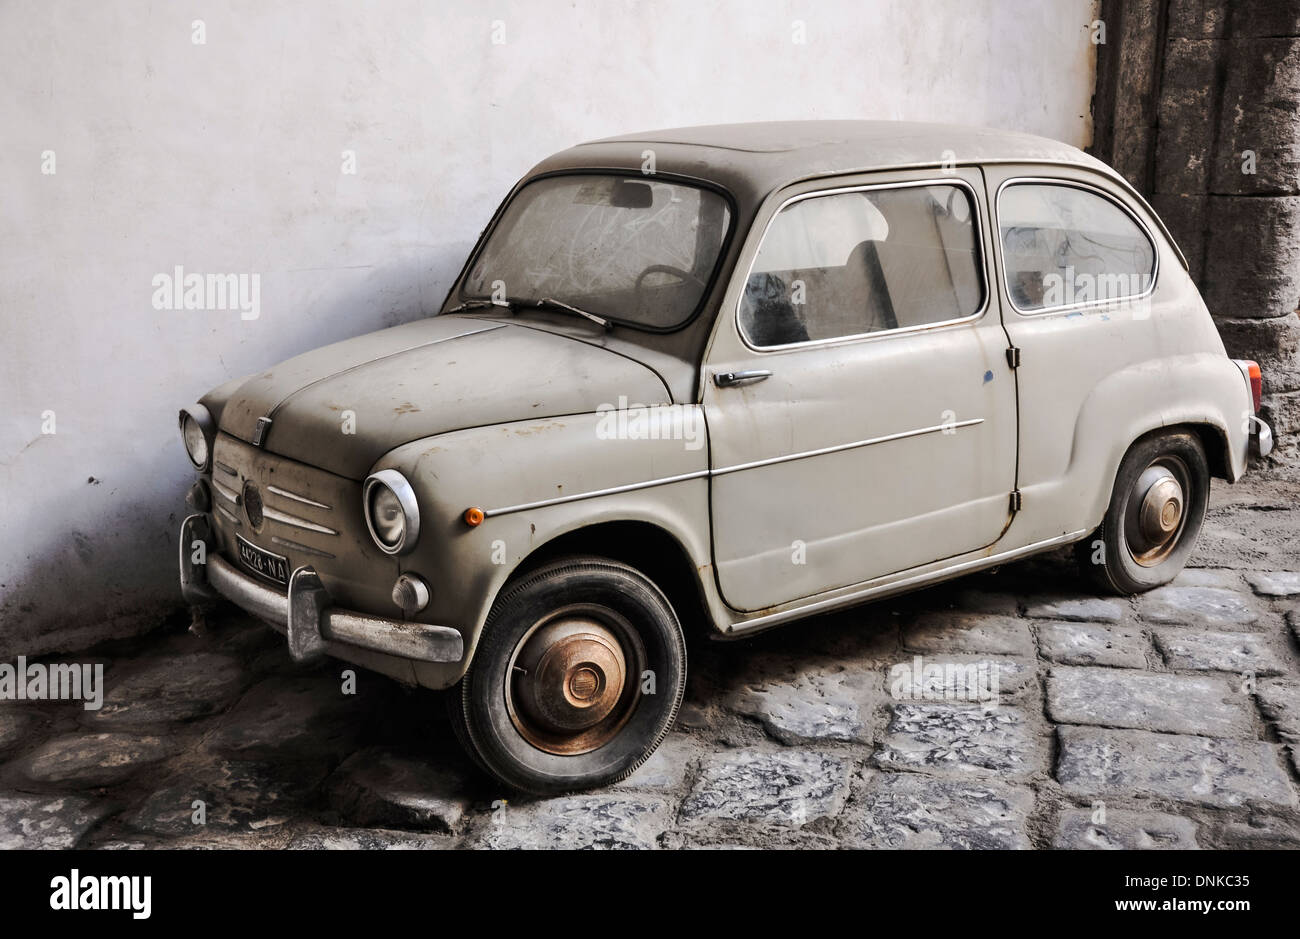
[702,169,1017,612]
[983,166,1169,547]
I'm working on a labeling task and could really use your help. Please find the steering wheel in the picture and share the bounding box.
[633,265,705,313]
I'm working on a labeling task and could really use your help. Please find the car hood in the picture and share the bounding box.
[211,315,671,479]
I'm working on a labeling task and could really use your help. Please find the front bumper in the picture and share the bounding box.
[179,514,463,665]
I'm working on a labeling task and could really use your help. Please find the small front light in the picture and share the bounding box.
[392,573,431,614]
[362,469,421,555]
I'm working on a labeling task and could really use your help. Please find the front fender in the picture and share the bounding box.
[369,407,712,689]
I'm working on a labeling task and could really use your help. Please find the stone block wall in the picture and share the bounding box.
[1092,0,1300,456]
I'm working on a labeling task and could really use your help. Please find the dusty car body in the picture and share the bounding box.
[179,121,1272,793]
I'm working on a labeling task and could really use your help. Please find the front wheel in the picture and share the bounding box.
[1076,430,1209,594]
[449,556,686,795]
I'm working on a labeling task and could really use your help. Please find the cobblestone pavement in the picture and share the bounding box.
[3,475,1299,850]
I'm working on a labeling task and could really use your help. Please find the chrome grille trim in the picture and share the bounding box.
[271,535,337,559]
[266,484,332,510]
[263,505,339,536]
[215,503,242,526]
[214,460,238,477]
[212,480,240,505]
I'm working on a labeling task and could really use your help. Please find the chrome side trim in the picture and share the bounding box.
[263,505,338,536]
[481,419,984,518]
[712,419,983,477]
[271,535,337,559]
[267,484,332,510]
[725,529,1090,636]
[481,469,712,519]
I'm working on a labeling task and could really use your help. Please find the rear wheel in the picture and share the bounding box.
[449,556,686,795]
[1077,431,1209,594]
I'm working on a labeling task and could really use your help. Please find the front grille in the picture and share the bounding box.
[207,432,397,613]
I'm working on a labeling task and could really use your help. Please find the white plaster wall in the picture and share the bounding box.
[0,0,1098,654]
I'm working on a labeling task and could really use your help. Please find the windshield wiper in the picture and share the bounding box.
[443,298,515,315]
[531,297,612,331]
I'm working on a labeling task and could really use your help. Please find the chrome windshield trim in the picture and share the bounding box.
[481,419,984,518]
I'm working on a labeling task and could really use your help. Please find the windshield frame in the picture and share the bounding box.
[447,168,739,334]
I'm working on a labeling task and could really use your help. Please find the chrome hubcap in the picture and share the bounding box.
[506,607,642,755]
[1125,458,1190,566]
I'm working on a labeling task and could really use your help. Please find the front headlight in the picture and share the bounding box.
[178,404,215,471]
[363,469,420,555]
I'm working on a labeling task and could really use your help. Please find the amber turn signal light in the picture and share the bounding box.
[463,506,485,527]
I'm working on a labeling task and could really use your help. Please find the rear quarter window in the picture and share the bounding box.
[998,181,1157,313]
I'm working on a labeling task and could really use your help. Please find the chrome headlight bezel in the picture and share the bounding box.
[178,403,215,472]
[363,469,420,556]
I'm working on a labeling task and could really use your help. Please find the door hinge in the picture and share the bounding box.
[1006,346,1021,369]
[1009,489,1022,513]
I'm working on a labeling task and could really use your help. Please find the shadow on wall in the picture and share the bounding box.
[0,259,443,660]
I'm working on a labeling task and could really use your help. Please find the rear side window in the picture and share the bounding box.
[998,182,1156,313]
[739,183,984,348]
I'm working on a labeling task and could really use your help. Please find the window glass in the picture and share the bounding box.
[740,184,983,347]
[461,174,731,329]
[999,183,1155,312]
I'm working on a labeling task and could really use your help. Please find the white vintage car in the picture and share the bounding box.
[179,122,1272,793]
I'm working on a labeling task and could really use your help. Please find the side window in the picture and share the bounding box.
[998,182,1156,313]
[739,184,984,348]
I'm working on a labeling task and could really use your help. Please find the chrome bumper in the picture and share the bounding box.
[179,514,463,665]
[1250,415,1274,458]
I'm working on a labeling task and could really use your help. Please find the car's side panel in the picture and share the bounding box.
[982,164,1251,547]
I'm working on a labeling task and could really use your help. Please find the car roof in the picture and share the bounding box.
[528,120,1120,207]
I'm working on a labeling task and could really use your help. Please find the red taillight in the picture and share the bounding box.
[1245,360,1263,412]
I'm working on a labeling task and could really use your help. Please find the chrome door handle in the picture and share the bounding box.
[714,369,772,388]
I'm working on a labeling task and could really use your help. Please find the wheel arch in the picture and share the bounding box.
[503,519,714,641]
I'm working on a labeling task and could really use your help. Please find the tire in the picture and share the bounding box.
[1077,431,1209,594]
[448,555,687,795]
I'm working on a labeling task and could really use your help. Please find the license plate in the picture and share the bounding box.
[236,534,290,585]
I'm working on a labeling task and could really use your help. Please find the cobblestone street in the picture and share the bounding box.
[4,473,1299,850]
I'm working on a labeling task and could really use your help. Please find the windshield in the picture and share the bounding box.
[458,174,732,330]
